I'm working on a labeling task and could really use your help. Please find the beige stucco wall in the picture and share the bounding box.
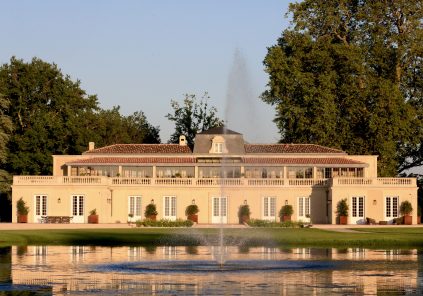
[347,155,378,177]
[330,185,418,224]
[13,181,417,225]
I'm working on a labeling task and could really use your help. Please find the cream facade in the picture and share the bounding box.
[11,127,418,224]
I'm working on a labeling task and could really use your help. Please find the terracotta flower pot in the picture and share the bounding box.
[188,214,198,223]
[239,215,250,224]
[147,215,157,221]
[281,215,291,222]
[339,216,348,225]
[17,215,28,223]
[88,214,99,224]
[418,216,421,224]
[404,215,412,225]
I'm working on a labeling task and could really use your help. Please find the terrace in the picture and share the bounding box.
[13,176,416,188]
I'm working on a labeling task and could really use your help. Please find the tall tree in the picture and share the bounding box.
[0,93,12,193]
[166,92,223,147]
[91,107,160,147]
[0,57,99,175]
[262,0,422,176]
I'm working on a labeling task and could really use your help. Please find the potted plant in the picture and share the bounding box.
[128,213,134,224]
[400,200,413,225]
[238,204,251,224]
[185,204,199,223]
[279,205,293,222]
[16,198,29,223]
[144,203,158,221]
[88,208,99,224]
[336,199,349,225]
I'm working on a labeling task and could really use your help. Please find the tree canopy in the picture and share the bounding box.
[166,92,223,147]
[0,57,160,178]
[262,0,422,176]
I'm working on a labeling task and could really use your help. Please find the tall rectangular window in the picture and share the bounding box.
[128,196,142,217]
[263,197,276,220]
[385,196,399,218]
[163,196,177,220]
[298,197,310,219]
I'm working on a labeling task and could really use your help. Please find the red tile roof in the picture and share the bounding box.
[84,144,192,154]
[244,144,345,154]
[68,157,364,166]
[67,157,195,165]
[243,157,365,165]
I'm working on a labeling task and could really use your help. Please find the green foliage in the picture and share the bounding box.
[0,57,160,179]
[336,199,349,217]
[166,92,224,147]
[262,1,423,176]
[238,204,251,217]
[400,200,413,215]
[279,205,293,217]
[89,209,97,216]
[185,204,199,216]
[16,198,29,215]
[92,107,160,147]
[136,219,193,227]
[247,219,305,228]
[144,203,158,217]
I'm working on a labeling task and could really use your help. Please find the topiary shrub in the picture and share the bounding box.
[400,200,413,216]
[336,199,349,217]
[279,205,293,217]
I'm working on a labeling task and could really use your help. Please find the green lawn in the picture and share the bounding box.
[1,228,423,248]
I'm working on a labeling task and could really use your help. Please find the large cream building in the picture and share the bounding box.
[11,127,418,224]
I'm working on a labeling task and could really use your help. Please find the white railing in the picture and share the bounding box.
[111,178,151,185]
[13,176,416,187]
[288,179,328,186]
[155,178,193,186]
[195,178,243,186]
[247,179,285,186]
[332,177,416,186]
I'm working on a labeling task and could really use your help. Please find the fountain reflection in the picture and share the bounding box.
[4,245,421,295]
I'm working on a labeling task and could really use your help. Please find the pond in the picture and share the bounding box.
[0,245,422,295]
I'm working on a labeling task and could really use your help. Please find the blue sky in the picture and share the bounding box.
[1,0,291,143]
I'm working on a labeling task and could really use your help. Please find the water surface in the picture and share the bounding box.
[0,246,422,295]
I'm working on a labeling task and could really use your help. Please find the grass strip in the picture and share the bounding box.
[1,228,423,249]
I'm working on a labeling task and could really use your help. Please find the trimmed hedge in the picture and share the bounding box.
[247,219,308,228]
[136,219,193,227]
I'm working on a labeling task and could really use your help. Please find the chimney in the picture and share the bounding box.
[179,135,187,146]
[88,142,95,151]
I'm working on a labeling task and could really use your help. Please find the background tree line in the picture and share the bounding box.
[0,57,223,195]
[262,0,422,177]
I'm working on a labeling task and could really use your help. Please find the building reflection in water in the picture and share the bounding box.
[3,246,421,295]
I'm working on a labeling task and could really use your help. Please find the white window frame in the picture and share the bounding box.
[71,195,85,223]
[350,196,365,224]
[34,195,48,223]
[385,196,399,223]
[163,196,177,221]
[128,196,142,222]
[262,197,276,221]
[297,197,310,222]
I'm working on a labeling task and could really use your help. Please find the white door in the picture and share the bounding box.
[128,196,142,222]
[212,197,227,224]
[163,196,177,221]
[385,196,399,224]
[34,195,47,223]
[72,195,84,223]
[298,197,310,222]
[263,197,276,221]
[351,196,365,224]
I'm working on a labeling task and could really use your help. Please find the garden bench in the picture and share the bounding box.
[41,216,73,223]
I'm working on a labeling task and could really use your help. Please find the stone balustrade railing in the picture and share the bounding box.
[13,176,416,187]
